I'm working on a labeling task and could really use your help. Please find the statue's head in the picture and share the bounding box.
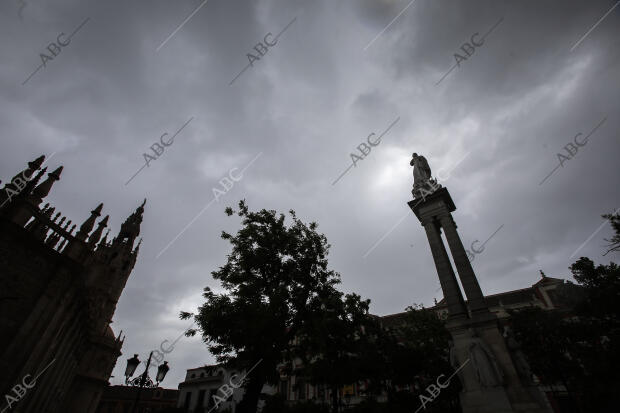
[412,152,418,159]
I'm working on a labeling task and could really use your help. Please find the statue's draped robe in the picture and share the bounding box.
[469,338,504,388]
[412,156,432,196]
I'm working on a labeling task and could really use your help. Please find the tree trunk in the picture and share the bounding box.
[331,385,338,413]
[236,372,266,413]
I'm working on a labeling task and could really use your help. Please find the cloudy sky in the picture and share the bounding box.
[1,0,619,388]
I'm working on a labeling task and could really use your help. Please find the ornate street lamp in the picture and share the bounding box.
[156,361,170,384]
[125,352,171,413]
[125,354,140,381]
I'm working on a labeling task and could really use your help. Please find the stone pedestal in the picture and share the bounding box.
[408,187,551,413]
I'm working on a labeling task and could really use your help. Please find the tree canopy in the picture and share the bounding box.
[180,201,375,413]
[509,209,620,412]
[602,211,620,256]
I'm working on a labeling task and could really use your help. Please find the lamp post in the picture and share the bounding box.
[125,352,170,413]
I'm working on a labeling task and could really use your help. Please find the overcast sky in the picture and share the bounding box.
[1,0,619,388]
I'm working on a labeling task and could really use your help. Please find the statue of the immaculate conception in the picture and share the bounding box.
[410,152,440,199]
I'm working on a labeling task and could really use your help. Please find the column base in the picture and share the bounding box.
[449,317,553,413]
[460,389,552,413]
[460,387,514,413]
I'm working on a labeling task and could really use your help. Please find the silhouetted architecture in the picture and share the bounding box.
[0,156,145,413]
[177,275,568,412]
[96,385,178,413]
[177,364,275,413]
[408,155,551,413]
[381,274,567,327]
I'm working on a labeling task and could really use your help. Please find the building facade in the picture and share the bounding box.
[177,364,273,413]
[0,156,144,413]
[382,272,567,327]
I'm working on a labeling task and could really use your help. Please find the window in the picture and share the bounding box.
[296,379,306,400]
[280,380,288,399]
[207,389,215,408]
[184,392,192,409]
[197,389,206,408]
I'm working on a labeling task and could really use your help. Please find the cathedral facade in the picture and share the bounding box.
[0,155,143,413]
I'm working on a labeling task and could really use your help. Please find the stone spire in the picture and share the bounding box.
[9,155,45,184]
[87,215,109,248]
[0,157,47,209]
[114,199,146,249]
[76,203,103,241]
[98,229,111,249]
[22,167,48,197]
[31,166,63,203]
[133,237,143,253]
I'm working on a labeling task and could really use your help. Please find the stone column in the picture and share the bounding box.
[421,217,468,319]
[438,214,489,315]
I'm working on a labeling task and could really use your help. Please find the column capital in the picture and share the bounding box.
[437,212,457,229]
[407,187,456,222]
[419,216,436,227]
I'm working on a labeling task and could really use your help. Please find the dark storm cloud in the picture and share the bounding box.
[1,0,618,387]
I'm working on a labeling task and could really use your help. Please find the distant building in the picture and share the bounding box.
[96,385,178,413]
[177,365,274,412]
[0,156,144,413]
[383,272,567,327]
[279,274,568,409]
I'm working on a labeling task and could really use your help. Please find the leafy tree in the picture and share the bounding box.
[297,302,458,412]
[570,257,620,320]
[508,307,584,396]
[180,201,464,413]
[509,289,620,411]
[509,211,620,412]
[292,289,379,412]
[383,305,460,411]
[602,211,620,256]
[262,394,330,413]
[180,201,369,413]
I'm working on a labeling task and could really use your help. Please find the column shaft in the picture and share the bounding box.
[439,215,488,314]
[422,220,468,319]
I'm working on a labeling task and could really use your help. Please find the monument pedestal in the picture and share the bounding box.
[409,187,551,413]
